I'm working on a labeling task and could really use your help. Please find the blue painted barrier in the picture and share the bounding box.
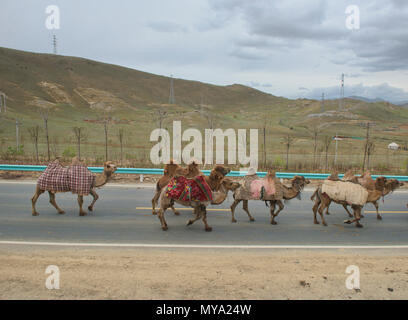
[1,164,407,181]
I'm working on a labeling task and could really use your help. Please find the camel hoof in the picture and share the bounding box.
[79,212,87,216]
[174,211,180,216]
[152,211,157,215]
[326,212,330,215]
[205,227,213,232]
[314,220,319,225]
[87,206,93,212]
[323,223,328,227]
[162,226,168,231]
[343,220,351,224]
[58,210,65,215]
[187,220,193,226]
[356,223,363,228]
[377,215,382,220]
[250,218,255,222]
[271,221,277,225]
[360,215,365,218]
[32,212,39,216]
[231,219,237,223]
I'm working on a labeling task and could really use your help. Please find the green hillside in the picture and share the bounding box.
[0,47,407,174]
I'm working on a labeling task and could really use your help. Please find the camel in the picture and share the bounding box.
[31,159,117,216]
[151,159,201,215]
[157,165,235,231]
[230,173,310,224]
[311,170,403,220]
[311,175,395,228]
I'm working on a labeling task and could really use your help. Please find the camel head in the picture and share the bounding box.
[385,179,403,194]
[212,165,231,177]
[164,160,180,176]
[103,161,117,176]
[291,175,310,191]
[211,178,241,205]
[374,176,387,191]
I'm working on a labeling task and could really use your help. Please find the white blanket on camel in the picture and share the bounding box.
[322,180,368,206]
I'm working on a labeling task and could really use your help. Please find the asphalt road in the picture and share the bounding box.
[0,182,407,246]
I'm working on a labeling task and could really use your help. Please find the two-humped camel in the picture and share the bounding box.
[311,170,403,220]
[311,173,397,227]
[157,165,238,231]
[31,158,117,216]
[230,169,310,224]
[151,159,201,215]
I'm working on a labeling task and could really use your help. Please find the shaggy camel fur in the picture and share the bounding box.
[31,160,117,216]
[157,165,234,231]
[151,160,201,215]
[311,171,403,220]
[230,175,310,224]
[311,176,392,228]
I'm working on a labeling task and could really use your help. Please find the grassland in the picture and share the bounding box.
[0,47,407,174]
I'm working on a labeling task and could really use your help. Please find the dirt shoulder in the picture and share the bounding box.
[1,247,407,300]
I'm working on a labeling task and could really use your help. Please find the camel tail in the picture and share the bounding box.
[310,188,318,201]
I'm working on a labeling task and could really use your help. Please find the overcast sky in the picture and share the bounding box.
[1,0,408,103]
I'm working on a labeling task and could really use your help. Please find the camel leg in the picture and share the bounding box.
[373,201,381,220]
[344,206,363,228]
[318,203,328,226]
[271,200,284,225]
[230,199,241,223]
[48,192,65,214]
[78,195,87,216]
[325,204,330,215]
[151,190,160,215]
[242,200,255,222]
[171,205,180,216]
[269,201,276,224]
[31,186,44,216]
[200,206,212,232]
[312,197,321,224]
[88,189,99,211]
[342,204,353,218]
[187,207,202,226]
[157,200,171,231]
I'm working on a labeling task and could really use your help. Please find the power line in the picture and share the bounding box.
[339,73,344,110]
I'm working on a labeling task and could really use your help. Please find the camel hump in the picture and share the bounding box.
[327,172,340,181]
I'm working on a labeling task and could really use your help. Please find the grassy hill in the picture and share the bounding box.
[0,47,407,174]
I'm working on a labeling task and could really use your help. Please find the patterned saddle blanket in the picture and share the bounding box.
[166,175,213,202]
[37,160,95,196]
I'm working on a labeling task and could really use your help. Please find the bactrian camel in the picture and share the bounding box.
[311,171,403,220]
[311,176,395,228]
[151,159,201,215]
[31,160,117,216]
[230,173,310,225]
[157,165,236,231]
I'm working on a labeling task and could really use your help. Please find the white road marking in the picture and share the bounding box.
[0,240,408,249]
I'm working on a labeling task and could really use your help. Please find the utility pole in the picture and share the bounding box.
[169,75,175,104]
[15,119,22,150]
[362,122,371,171]
[53,35,57,55]
[334,133,338,166]
[321,92,325,113]
[339,73,345,111]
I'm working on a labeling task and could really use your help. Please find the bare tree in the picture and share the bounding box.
[283,134,294,170]
[27,125,40,162]
[118,128,125,165]
[323,135,332,171]
[40,109,51,161]
[73,127,86,161]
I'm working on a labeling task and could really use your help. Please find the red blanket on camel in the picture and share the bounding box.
[165,175,213,202]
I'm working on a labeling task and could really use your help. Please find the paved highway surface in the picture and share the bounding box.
[0,182,407,246]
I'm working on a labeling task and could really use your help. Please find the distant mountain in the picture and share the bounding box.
[348,96,386,103]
